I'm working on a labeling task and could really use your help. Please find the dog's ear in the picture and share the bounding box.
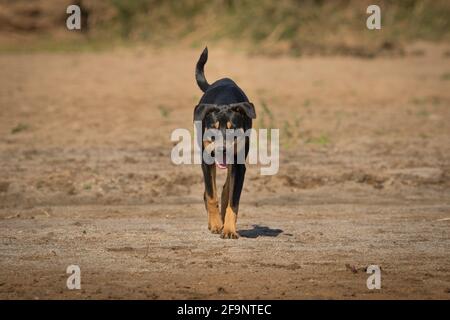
[193,104,218,121]
[232,102,256,119]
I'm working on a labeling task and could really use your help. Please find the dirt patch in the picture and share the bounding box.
[0,45,449,299]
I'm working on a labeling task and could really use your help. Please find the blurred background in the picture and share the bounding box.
[0,0,449,56]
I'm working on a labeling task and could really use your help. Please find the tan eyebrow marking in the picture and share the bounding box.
[214,121,219,129]
[227,121,232,129]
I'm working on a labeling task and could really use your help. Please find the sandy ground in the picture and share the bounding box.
[0,45,449,299]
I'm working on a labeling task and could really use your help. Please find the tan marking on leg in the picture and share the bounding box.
[221,173,230,221]
[221,206,238,239]
[206,166,222,234]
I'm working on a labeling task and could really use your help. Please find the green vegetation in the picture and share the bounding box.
[257,99,275,139]
[11,123,29,134]
[441,73,450,81]
[157,104,171,118]
[2,0,449,55]
[282,116,303,149]
[306,133,331,146]
[256,99,329,149]
[105,0,450,56]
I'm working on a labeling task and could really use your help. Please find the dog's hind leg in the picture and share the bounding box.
[202,163,223,233]
[221,164,246,239]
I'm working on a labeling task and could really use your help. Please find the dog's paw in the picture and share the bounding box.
[208,222,223,234]
[221,230,239,239]
[209,224,223,234]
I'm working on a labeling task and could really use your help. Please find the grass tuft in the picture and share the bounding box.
[11,123,29,134]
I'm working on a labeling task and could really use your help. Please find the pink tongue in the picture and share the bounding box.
[215,160,227,169]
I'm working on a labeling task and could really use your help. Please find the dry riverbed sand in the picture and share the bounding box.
[0,45,449,299]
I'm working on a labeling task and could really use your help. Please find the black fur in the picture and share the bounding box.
[193,47,256,239]
[195,47,210,93]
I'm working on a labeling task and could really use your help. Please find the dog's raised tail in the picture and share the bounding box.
[196,47,210,92]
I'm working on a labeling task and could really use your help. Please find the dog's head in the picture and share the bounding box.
[194,102,256,169]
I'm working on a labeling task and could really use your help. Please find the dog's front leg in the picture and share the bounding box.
[221,164,245,239]
[202,163,223,233]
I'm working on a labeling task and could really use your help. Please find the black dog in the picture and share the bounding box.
[194,47,256,239]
